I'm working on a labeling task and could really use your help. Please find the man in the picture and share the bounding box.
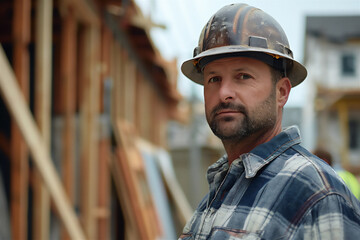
[179,3,360,240]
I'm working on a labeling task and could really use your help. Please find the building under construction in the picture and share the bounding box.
[303,15,360,172]
[0,0,191,239]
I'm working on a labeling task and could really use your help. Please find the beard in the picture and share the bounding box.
[206,88,277,141]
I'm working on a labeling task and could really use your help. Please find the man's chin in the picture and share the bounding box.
[212,126,246,140]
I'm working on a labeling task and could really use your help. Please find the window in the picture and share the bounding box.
[341,54,356,76]
[349,119,359,149]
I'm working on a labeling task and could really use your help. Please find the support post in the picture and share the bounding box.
[33,0,53,239]
[0,44,86,240]
[59,6,78,240]
[338,102,350,168]
[11,0,30,238]
[79,26,100,240]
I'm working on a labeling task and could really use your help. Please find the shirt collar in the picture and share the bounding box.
[240,126,302,178]
[208,126,302,182]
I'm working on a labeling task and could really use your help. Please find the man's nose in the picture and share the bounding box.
[219,80,235,102]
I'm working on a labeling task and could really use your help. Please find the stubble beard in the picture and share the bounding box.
[207,89,277,142]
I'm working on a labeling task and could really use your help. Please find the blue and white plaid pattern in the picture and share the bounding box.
[179,126,360,239]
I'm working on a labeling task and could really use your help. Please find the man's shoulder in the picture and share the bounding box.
[267,145,360,208]
[256,147,360,219]
[273,144,340,187]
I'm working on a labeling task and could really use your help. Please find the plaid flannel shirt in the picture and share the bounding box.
[179,126,360,240]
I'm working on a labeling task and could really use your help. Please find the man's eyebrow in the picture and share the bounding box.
[205,66,253,75]
[234,67,249,72]
[204,70,218,75]
[234,67,257,75]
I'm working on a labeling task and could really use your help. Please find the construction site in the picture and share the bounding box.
[2,0,360,239]
[0,0,192,239]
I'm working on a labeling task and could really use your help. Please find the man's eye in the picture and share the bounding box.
[208,76,221,83]
[238,74,252,80]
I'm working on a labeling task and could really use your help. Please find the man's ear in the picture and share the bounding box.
[277,77,291,108]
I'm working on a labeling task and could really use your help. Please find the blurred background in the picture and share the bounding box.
[0,0,359,239]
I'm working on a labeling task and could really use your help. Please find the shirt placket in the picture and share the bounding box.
[196,163,244,239]
[195,168,231,239]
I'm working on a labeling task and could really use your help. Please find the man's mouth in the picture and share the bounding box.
[215,110,241,116]
[210,102,247,120]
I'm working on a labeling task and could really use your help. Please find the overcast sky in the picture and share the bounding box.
[135,0,360,106]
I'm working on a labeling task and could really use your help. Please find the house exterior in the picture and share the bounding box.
[303,16,360,171]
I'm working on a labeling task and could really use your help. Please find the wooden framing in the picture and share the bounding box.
[0,0,184,238]
[143,77,153,141]
[0,44,86,240]
[79,25,100,240]
[61,0,99,26]
[33,0,53,239]
[0,132,10,158]
[110,151,138,239]
[136,138,193,227]
[96,26,112,240]
[110,40,123,122]
[316,87,360,169]
[59,6,78,240]
[124,58,136,123]
[337,102,350,168]
[11,0,30,238]
[99,27,111,113]
[112,120,160,239]
[118,48,126,120]
[97,136,111,240]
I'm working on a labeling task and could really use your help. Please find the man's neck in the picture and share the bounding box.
[223,125,282,165]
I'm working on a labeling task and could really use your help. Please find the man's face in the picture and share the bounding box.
[203,57,279,141]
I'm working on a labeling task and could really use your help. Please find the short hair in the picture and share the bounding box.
[270,67,285,85]
[313,148,333,166]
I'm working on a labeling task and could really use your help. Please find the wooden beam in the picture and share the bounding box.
[124,59,136,123]
[59,6,77,240]
[59,0,100,26]
[112,120,161,240]
[135,70,141,132]
[98,27,109,114]
[11,0,30,238]
[118,47,126,120]
[33,0,53,239]
[110,39,118,122]
[0,44,86,240]
[97,27,112,240]
[79,26,100,240]
[0,132,10,158]
[137,139,193,225]
[97,137,111,240]
[337,102,350,168]
[112,122,148,240]
[112,42,126,121]
[110,152,139,239]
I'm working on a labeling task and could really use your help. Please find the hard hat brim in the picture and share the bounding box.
[181,46,307,88]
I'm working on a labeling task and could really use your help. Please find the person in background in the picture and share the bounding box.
[179,3,360,239]
[313,147,360,199]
